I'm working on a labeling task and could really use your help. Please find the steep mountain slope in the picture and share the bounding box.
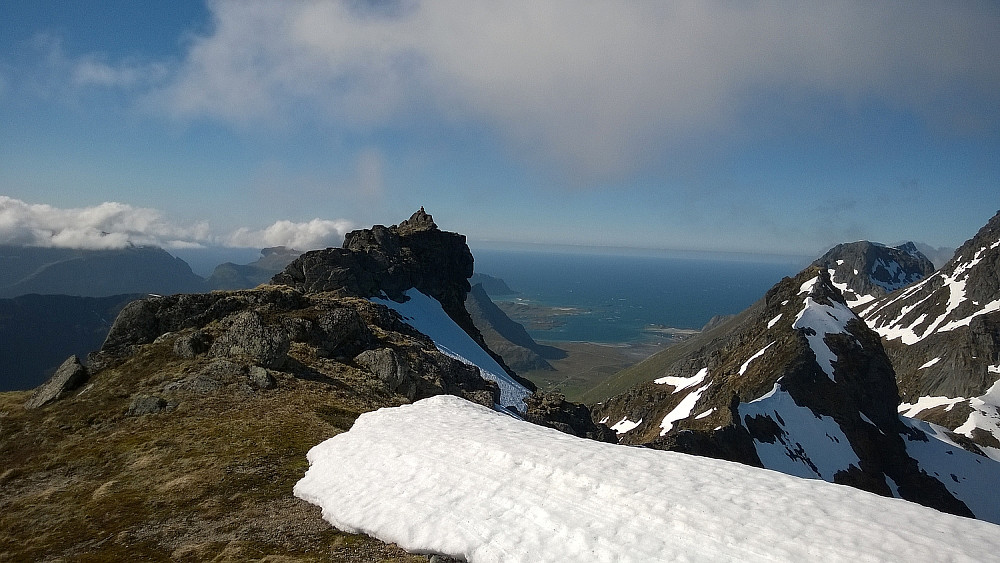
[860,210,1000,457]
[466,283,562,373]
[0,245,207,298]
[593,266,1000,522]
[812,241,935,309]
[0,293,140,391]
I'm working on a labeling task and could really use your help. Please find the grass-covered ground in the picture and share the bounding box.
[0,295,439,562]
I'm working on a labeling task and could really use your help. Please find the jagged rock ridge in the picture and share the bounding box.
[593,266,1000,522]
[272,209,536,392]
[859,210,1000,456]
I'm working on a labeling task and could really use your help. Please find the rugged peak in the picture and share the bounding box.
[593,261,992,521]
[859,210,1000,453]
[812,240,935,310]
[271,211,533,389]
[277,209,468,303]
[396,207,437,234]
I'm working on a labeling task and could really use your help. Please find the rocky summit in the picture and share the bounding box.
[593,264,1000,523]
[812,241,935,310]
[273,208,534,393]
[859,210,1000,456]
[0,210,610,561]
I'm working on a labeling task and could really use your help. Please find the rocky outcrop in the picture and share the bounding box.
[523,391,616,443]
[272,209,536,392]
[860,210,1000,454]
[813,241,935,310]
[594,266,995,521]
[24,355,89,409]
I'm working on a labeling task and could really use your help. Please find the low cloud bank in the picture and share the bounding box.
[0,196,352,251]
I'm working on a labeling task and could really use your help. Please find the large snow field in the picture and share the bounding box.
[372,288,532,411]
[295,395,1000,563]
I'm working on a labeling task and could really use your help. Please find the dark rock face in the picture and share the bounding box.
[24,355,89,409]
[126,394,170,416]
[92,286,501,410]
[813,241,935,308]
[593,266,982,520]
[272,210,536,393]
[861,210,1000,450]
[97,287,310,363]
[523,392,616,443]
[209,311,290,369]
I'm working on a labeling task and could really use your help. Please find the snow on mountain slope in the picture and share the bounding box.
[740,384,860,481]
[593,266,1000,522]
[295,395,1000,563]
[857,211,1000,452]
[373,288,532,412]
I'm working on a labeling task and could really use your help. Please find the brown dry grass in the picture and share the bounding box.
[0,332,428,562]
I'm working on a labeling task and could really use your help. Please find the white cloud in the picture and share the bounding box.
[72,56,168,89]
[0,196,351,251]
[152,1,1000,181]
[225,218,353,250]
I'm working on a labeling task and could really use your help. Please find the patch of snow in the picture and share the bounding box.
[953,378,1000,462]
[990,365,1000,374]
[828,272,877,310]
[294,395,1000,561]
[901,416,1000,523]
[918,357,941,370]
[738,342,774,376]
[898,396,967,418]
[695,408,715,420]
[740,387,861,481]
[767,313,782,329]
[937,298,1000,333]
[660,384,709,436]
[654,367,707,392]
[836,259,845,265]
[859,413,875,426]
[885,475,900,498]
[611,417,642,434]
[598,416,609,425]
[797,276,819,295]
[792,296,855,381]
[373,289,531,412]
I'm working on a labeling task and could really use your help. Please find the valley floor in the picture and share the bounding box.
[520,339,673,402]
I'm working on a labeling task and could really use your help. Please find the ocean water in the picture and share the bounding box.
[471,247,808,344]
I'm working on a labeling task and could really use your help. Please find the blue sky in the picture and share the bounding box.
[1,1,998,257]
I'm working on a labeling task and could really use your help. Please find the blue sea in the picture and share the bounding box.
[471,246,808,344]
